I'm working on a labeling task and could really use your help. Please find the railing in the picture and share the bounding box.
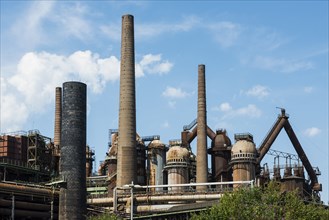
[0,158,30,169]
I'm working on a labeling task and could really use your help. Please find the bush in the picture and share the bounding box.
[191,182,329,220]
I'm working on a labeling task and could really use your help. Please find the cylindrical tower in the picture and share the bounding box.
[147,140,166,191]
[53,87,62,176]
[51,87,62,177]
[208,129,232,182]
[164,140,190,192]
[230,133,256,188]
[196,64,208,191]
[54,87,62,147]
[117,14,137,187]
[59,81,87,220]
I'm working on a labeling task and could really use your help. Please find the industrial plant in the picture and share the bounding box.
[0,14,323,220]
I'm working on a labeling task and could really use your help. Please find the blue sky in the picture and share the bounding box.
[1,1,328,203]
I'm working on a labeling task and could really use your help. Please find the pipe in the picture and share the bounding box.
[119,180,253,190]
[0,199,58,211]
[196,64,208,191]
[0,182,59,197]
[135,204,179,213]
[88,193,222,205]
[117,14,137,187]
[89,181,253,206]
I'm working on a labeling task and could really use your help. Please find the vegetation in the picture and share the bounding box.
[191,182,329,220]
[88,213,119,220]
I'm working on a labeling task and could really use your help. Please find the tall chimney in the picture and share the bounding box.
[53,87,62,176]
[117,14,137,187]
[54,87,62,147]
[196,64,208,190]
[59,81,87,220]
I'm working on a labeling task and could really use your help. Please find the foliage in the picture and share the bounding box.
[191,182,329,220]
[88,213,119,220]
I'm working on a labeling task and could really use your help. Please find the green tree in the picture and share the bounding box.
[191,182,329,220]
[88,213,119,220]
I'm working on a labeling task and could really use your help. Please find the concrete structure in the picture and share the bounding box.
[196,64,208,191]
[230,133,256,188]
[59,81,87,220]
[117,14,137,187]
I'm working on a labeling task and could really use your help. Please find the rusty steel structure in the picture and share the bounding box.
[256,108,322,194]
[147,139,166,191]
[117,14,137,187]
[59,81,87,220]
[208,129,232,183]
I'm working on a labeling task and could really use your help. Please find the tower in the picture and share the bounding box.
[59,81,87,220]
[196,64,208,190]
[117,14,137,187]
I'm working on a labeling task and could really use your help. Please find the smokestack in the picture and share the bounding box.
[117,14,137,187]
[196,64,208,190]
[59,81,87,220]
[54,87,62,148]
[53,87,62,176]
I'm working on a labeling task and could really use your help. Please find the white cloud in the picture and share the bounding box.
[2,50,171,132]
[212,102,232,112]
[235,104,262,118]
[213,102,232,112]
[212,102,262,119]
[220,102,232,112]
[0,77,29,132]
[246,85,270,99]
[139,54,173,75]
[250,56,313,73]
[162,86,189,98]
[303,127,321,137]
